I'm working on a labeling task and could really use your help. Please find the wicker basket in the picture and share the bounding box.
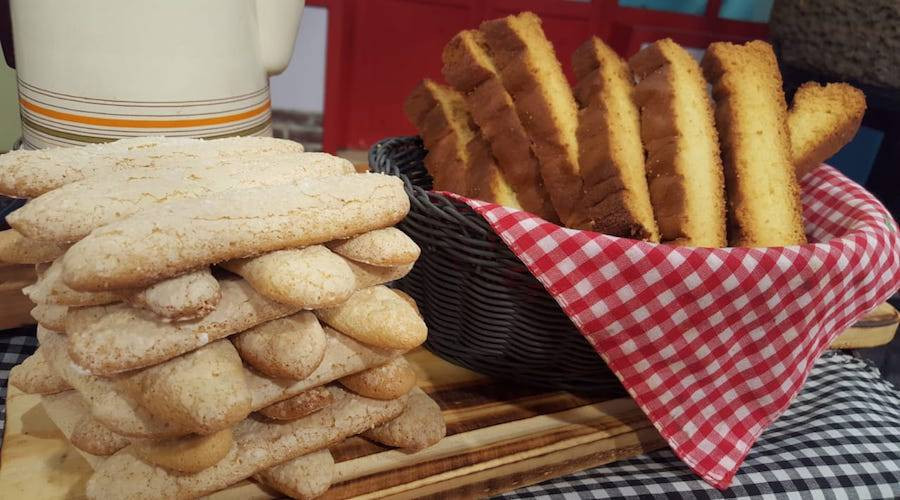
[369,136,623,394]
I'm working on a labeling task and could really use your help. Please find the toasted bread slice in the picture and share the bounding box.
[629,39,726,247]
[404,80,522,207]
[480,12,582,226]
[572,37,659,240]
[404,80,470,195]
[703,41,807,247]
[789,82,866,178]
[443,29,559,222]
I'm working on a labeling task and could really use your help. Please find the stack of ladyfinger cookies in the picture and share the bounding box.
[4,136,446,500]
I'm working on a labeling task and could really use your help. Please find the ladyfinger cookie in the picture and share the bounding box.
[8,153,354,244]
[41,390,108,469]
[255,449,334,500]
[702,41,806,247]
[62,174,409,291]
[0,136,305,198]
[222,246,356,309]
[44,325,402,440]
[347,260,414,289]
[363,387,446,451]
[70,413,131,456]
[30,303,68,332]
[326,227,421,267]
[232,312,327,380]
[115,340,252,435]
[338,357,417,400]
[257,386,335,421]
[122,268,221,322]
[42,390,334,500]
[246,326,403,411]
[23,258,119,307]
[65,277,298,375]
[41,391,334,498]
[0,229,67,264]
[315,285,427,350]
[132,428,234,474]
[86,386,407,500]
[9,347,71,394]
[38,327,189,438]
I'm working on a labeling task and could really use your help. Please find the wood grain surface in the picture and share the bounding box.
[0,348,664,499]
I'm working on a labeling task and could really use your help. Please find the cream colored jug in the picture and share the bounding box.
[6,0,304,149]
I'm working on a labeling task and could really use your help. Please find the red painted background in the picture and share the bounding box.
[307,0,767,152]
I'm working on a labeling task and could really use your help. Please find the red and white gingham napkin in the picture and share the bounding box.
[447,165,900,489]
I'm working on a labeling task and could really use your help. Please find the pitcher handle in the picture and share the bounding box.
[255,0,304,76]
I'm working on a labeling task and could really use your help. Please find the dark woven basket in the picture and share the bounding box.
[370,136,624,394]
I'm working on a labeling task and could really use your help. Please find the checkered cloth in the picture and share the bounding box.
[451,165,900,488]
[0,327,38,444]
[501,352,900,499]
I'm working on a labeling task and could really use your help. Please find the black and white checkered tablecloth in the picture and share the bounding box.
[2,328,899,499]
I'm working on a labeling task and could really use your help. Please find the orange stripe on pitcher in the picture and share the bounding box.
[19,98,270,129]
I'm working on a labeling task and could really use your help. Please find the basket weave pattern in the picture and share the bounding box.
[369,136,622,393]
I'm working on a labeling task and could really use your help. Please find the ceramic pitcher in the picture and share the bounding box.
[5,0,304,148]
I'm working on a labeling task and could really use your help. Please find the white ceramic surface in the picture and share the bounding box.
[9,0,304,148]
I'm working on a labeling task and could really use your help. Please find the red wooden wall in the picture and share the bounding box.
[307,0,767,152]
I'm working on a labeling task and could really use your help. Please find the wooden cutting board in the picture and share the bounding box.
[1,304,896,498]
[0,348,665,499]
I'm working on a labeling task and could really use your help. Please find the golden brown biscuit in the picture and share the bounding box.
[326,227,420,267]
[23,258,119,307]
[37,326,190,439]
[40,391,107,469]
[257,386,335,421]
[41,325,403,440]
[404,80,521,207]
[115,340,252,435]
[256,450,334,500]
[86,387,407,500]
[245,326,404,413]
[222,246,356,309]
[702,41,807,247]
[391,289,420,314]
[30,303,67,332]
[61,173,409,291]
[65,277,298,375]
[0,229,67,264]
[338,357,417,400]
[7,152,352,244]
[315,286,427,350]
[572,37,659,240]
[232,312,327,380]
[789,82,866,178]
[0,136,306,198]
[346,260,413,289]
[363,387,445,451]
[132,428,233,474]
[480,12,582,226]
[122,268,221,322]
[70,414,131,456]
[442,29,559,222]
[9,347,71,394]
[629,38,726,247]
[403,80,468,195]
